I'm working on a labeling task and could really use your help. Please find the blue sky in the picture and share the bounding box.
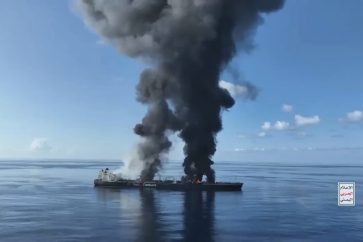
[0,0,362,162]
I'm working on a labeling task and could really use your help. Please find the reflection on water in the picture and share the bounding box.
[96,188,216,242]
[183,191,215,242]
[2,161,363,241]
[137,189,164,242]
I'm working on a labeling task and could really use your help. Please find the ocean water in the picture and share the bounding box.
[0,160,362,242]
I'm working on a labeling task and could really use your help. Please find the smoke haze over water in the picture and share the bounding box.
[77,0,284,181]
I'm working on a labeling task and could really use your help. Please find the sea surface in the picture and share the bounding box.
[0,160,362,242]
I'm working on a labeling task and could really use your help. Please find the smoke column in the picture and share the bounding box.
[77,0,284,182]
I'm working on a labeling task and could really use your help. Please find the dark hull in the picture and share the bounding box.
[94,179,242,191]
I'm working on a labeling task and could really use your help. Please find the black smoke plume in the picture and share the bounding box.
[77,0,284,182]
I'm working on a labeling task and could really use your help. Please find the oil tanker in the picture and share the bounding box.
[94,168,243,191]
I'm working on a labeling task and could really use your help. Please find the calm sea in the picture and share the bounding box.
[0,160,362,242]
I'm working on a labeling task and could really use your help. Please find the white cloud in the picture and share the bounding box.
[282,104,293,113]
[234,147,266,152]
[234,148,246,152]
[274,121,290,130]
[261,120,290,131]
[258,131,267,137]
[219,80,258,100]
[261,122,272,131]
[295,115,320,127]
[30,138,52,153]
[346,110,363,122]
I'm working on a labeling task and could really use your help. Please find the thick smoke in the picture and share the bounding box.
[77,0,284,182]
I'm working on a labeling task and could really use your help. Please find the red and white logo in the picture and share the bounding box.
[338,182,355,206]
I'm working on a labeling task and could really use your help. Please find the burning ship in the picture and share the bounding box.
[79,0,284,193]
[94,168,242,191]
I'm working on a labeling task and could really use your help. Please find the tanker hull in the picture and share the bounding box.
[94,179,242,191]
